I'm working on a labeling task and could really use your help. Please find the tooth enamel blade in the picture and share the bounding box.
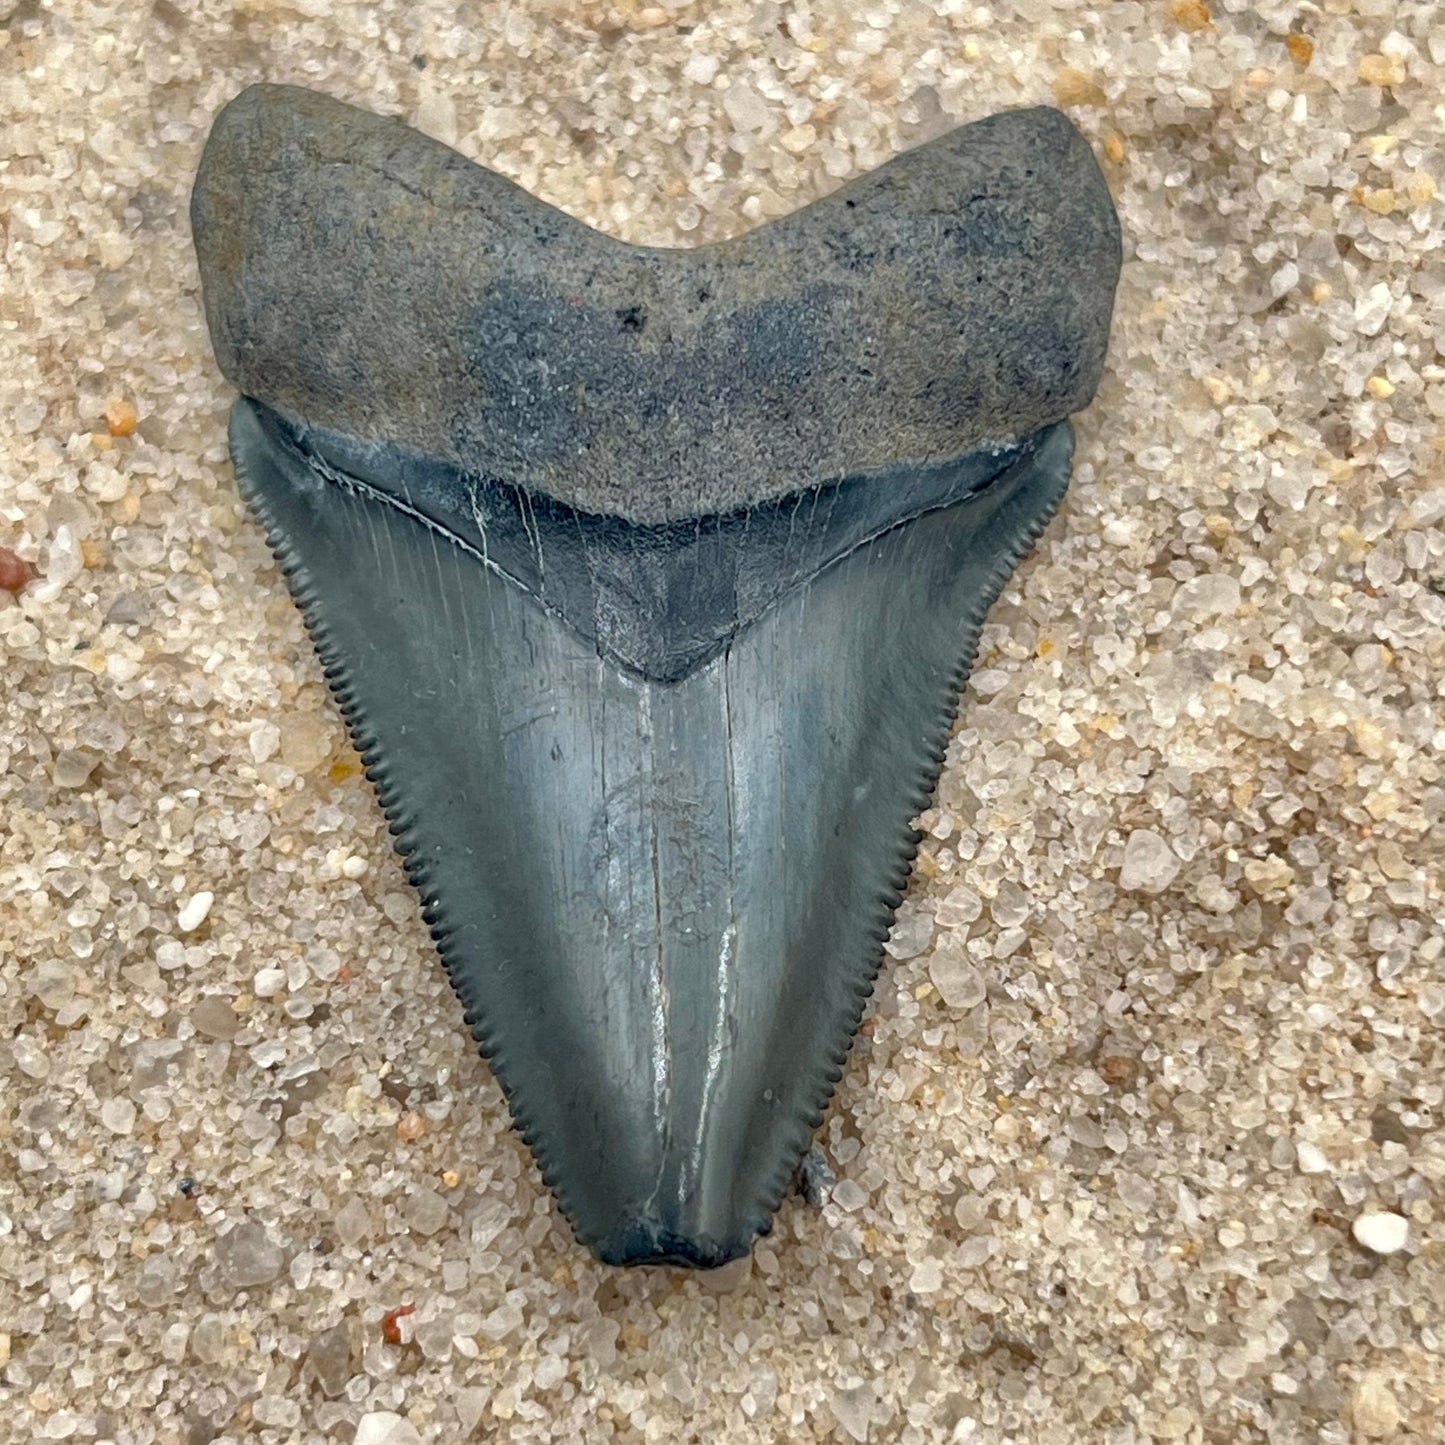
[231,398,1074,1267]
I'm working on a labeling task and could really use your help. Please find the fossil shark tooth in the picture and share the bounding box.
[191,84,1121,1268]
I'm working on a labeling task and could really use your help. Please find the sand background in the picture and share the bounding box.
[2,1,1443,1441]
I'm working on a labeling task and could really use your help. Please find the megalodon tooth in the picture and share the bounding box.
[190,84,1121,1268]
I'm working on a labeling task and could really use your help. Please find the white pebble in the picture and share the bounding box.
[353,1413,423,1445]
[253,966,287,998]
[829,1382,876,1444]
[1119,829,1181,893]
[723,81,769,131]
[1173,571,1241,618]
[38,1410,79,1440]
[1407,489,1445,527]
[248,720,281,764]
[413,89,458,147]
[177,891,214,933]
[884,904,933,960]
[341,854,369,879]
[455,1388,490,1434]
[1269,261,1299,298]
[928,953,987,1010]
[832,1179,868,1212]
[1352,1211,1409,1256]
[52,749,100,788]
[101,1097,137,1135]
[252,1397,301,1429]
[44,524,84,592]
[682,52,720,85]
[14,398,47,434]
[909,1257,944,1294]
[1353,280,1392,336]
[1295,1140,1329,1174]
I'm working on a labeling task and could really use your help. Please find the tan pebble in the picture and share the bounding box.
[1407,174,1437,206]
[1362,188,1396,214]
[396,1112,426,1142]
[81,538,105,568]
[1375,839,1410,880]
[1052,67,1107,108]
[1350,717,1393,760]
[0,1334,8,1368]
[1243,855,1293,895]
[328,751,364,783]
[1210,955,1245,990]
[633,7,669,28]
[105,399,138,437]
[1365,375,1395,399]
[871,57,901,98]
[112,493,141,524]
[1358,54,1406,87]
[1351,1371,1401,1438]
[1104,132,1126,165]
[1365,789,1399,821]
[1167,0,1212,32]
[1202,375,1231,404]
[1204,513,1233,540]
[440,1170,460,1189]
[1311,281,1333,303]
[1285,33,1313,67]
[780,124,816,155]
[1150,1404,1199,1440]
[1099,1053,1139,1088]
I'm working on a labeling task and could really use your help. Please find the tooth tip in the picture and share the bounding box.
[590,1216,754,1271]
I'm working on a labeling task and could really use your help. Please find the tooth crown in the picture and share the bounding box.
[232,401,1076,1267]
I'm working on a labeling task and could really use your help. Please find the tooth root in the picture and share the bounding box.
[190,84,1121,528]
[230,399,1074,1266]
